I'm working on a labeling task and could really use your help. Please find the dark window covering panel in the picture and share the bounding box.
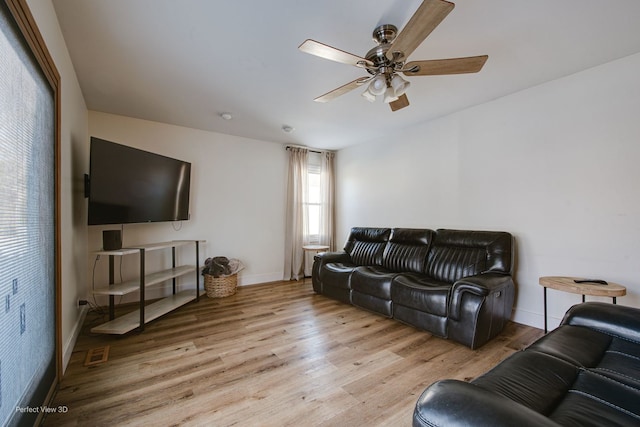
[0,1,56,425]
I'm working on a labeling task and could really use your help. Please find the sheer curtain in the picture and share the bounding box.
[319,151,336,251]
[283,147,308,280]
[284,147,336,280]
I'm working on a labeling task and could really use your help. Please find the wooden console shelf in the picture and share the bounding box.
[91,290,197,334]
[90,239,205,334]
[92,266,196,296]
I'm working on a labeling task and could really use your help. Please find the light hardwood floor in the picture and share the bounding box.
[45,280,543,426]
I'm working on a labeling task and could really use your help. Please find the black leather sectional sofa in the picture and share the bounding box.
[311,227,515,349]
[413,302,640,427]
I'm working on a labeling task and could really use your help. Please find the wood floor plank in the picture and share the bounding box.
[44,280,543,426]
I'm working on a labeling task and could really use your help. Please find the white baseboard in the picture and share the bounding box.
[88,271,287,306]
[238,272,284,286]
[63,305,88,373]
[511,306,561,331]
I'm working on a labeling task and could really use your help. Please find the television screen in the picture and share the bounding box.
[88,137,191,225]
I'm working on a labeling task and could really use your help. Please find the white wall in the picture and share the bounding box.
[87,112,287,303]
[26,0,89,371]
[26,0,288,367]
[337,53,640,330]
[25,0,640,364]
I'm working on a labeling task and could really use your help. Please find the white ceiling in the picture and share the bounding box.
[52,0,640,150]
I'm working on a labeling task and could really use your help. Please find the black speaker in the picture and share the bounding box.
[103,230,122,251]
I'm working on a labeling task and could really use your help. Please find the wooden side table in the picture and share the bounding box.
[302,245,330,279]
[539,276,626,333]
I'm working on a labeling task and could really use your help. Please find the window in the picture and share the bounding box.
[0,1,60,425]
[284,148,334,280]
[304,157,322,244]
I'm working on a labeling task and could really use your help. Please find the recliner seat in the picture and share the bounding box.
[351,228,434,317]
[315,227,390,304]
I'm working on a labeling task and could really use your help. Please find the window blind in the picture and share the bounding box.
[0,2,56,425]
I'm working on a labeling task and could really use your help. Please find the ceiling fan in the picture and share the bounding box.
[298,0,487,112]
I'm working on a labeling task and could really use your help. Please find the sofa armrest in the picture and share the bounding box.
[313,251,352,264]
[561,302,640,342]
[452,272,513,295]
[449,272,514,320]
[311,251,352,293]
[413,380,560,427]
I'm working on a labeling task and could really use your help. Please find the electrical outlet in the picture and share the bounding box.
[78,299,88,307]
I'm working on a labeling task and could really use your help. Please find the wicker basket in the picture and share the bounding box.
[204,273,238,298]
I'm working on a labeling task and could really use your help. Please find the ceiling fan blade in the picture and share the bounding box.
[386,0,454,61]
[299,39,373,68]
[389,93,410,111]
[314,77,369,103]
[404,55,488,76]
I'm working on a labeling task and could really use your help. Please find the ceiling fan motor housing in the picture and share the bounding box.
[372,24,397,44]
[365,25,403,77]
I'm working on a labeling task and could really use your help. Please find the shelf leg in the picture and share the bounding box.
[139,248,145,332]
[109,255,115,320]
[543,286,548,334]
[195,241,200,302]
[172,246,177,295]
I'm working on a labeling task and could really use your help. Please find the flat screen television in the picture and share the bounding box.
[87,137,191,225]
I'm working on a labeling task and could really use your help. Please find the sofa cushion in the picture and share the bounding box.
[351,266,395,299]
[344,227,391,266]
[426,229,513,283]
[592,337,640,389]
[391,273,450,317]
[394,305,448,338]
[350,266,397,317]
[321,263,356,290]
[547,370,640,426]
[528,325,612,367]
[529,324,640,390]
[382,228,434,273]
[472,350,640,426]
[472,350,579,416]
[351,292,393,317]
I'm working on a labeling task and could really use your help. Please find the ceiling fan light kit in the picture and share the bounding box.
[391,74,410,96]
[368,75,387,96]
[298,0,487,112]
[383,86,399,104]
[361,89,376,103]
